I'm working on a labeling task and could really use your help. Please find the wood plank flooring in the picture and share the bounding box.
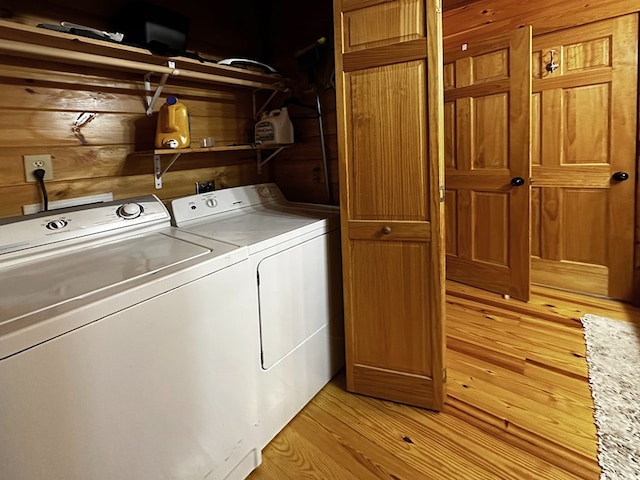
[248,282,640,479]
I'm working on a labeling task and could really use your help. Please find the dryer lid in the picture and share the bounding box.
[181,204,338,253]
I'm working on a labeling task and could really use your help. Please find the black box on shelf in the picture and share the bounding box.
[115,1,189,55]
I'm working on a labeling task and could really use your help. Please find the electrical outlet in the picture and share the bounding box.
[196,180,215,194]
[24,154,54,182]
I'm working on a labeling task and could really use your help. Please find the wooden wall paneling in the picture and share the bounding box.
[273,84,340,205]
[0,51,269,219]
[442,0,640,49]
[0,145,259,188]
[274,162,340,205]
[290,108,338,139]
[273,142,340,206]
[264,0,341,206]
[0,160,267,218]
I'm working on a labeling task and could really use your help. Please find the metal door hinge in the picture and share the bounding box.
[439,185,445,203]
[443,368,447,382]
[435,0,442,14]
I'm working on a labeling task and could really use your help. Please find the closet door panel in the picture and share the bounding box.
[342,0,425,52]
[346,61,429,221]
[349,240,433,374]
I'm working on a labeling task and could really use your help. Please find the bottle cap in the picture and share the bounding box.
[166,96,178,105]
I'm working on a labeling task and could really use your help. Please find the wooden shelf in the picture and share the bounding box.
[0,19,288,92]
[0,19,293,187]
[129,144,265,157]
[129,143,292,188]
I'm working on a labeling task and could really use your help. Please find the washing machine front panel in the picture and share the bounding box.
[0,261,261,480]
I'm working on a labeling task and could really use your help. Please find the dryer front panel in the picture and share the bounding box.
[257,231,342,370]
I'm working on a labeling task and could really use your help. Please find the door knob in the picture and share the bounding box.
[612,171,629,181]
[510,177,525,187]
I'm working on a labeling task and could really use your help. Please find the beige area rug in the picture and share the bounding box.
[581,314,640,479]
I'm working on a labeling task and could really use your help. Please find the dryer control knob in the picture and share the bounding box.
[205,198,218,208]
[117,203,143,219]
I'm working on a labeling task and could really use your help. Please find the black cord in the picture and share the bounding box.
[33,168,48,212]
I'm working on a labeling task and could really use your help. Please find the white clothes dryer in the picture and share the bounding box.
[0,196,261,480]
[171,183,345,449]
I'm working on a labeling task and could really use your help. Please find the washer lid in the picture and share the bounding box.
[0,232,210,324]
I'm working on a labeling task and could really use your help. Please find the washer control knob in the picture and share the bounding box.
[205,198,218,208]
[45,219,68,230]
[117,203,143,219]
[258,185,272,197]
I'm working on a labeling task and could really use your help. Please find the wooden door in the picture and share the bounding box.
[444,28,532,301]
[530,15,638,301]
[333,0,446,410]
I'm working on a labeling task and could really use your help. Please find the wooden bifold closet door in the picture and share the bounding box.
[333,0,446,410]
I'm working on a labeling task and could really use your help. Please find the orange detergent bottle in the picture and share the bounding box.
[155,96,190,149]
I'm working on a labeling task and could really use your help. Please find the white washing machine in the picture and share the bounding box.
[171,183,345,449]
[0,196,261,480]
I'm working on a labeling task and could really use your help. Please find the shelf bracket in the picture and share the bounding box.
[253,89,279,120]
[145,60,176,116]
[154,152,182,189]
[257,147,285,174]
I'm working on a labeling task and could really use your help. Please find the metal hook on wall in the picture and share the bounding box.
[546,49,559,73]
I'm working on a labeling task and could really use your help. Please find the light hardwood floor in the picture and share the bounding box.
[248,282,640,479]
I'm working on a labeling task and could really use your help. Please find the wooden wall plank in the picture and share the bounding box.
[0,160,269,218]
[0,37,267,218]
[0,146,257,187]
[272,83,339,205]
[443,0,640,49]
